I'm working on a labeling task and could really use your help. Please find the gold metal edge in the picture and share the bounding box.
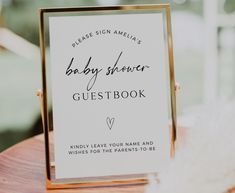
[165,6,177,157]
[39,9,51,182]
[39,4,170,13]
[46,178,147,190]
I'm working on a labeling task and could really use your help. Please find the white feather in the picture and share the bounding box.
[156,101,235,193]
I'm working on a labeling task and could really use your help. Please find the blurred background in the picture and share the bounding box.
[0,0,235,152]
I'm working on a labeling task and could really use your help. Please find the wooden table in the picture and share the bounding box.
[1,132,234,193]
[0,134,145,193]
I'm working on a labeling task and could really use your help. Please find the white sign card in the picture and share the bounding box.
[49,12,171,179]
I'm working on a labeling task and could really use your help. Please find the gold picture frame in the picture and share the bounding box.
[38,4,177,189]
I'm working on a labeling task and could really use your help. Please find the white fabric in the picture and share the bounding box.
[146,101,235,193]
